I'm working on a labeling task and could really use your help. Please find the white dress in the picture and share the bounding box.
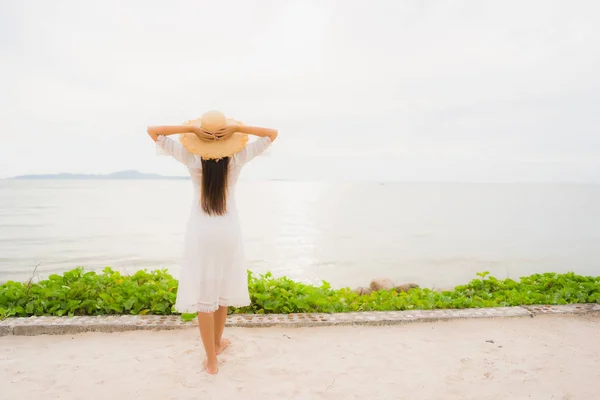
[156,135,272,313]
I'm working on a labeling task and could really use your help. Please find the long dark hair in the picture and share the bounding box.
[200,157,230,216]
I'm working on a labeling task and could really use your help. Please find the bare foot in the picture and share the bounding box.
[203,359,218,375]
[215,339,231,355]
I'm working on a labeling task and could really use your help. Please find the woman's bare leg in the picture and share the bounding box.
[197,312,218,374]
[214,306,230,355]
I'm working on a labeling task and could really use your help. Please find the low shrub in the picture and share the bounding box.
[0,268,177,319]
[1,268,598,321]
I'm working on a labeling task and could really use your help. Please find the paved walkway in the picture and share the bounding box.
[1,304,598,336]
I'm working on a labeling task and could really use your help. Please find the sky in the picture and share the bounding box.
[1,0,599,182]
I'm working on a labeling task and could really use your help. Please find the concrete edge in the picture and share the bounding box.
[9,324,189,337]
[521,303,600,314]
[0,325,11,337]
[1,304,598,337]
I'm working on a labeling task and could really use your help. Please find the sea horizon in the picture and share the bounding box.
[3,170,599,185]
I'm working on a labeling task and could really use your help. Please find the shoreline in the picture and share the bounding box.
[2,303,598,337]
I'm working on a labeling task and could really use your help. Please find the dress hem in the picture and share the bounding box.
[175,300,251,314]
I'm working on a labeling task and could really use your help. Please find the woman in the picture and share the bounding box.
[147,110,278,374]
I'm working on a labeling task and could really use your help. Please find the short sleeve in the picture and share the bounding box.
[233,137,272,166]
[156,136,198,167]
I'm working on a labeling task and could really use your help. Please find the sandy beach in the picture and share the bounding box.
[1,314,599,400]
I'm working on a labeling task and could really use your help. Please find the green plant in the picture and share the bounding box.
[0,267,177,319]
[0,268,598,320]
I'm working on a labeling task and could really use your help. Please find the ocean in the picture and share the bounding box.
[1,180,599,289]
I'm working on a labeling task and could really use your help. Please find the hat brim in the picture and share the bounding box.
[180,118,248,160]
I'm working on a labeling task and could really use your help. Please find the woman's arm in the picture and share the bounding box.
[146,125,195,142]
[212,125,278,142]
[237,126,278,142]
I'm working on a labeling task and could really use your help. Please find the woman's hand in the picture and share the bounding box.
[213,124,240,139]
[190,125,212,138]
[192,123,240,141]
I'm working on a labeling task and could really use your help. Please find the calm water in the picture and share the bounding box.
[1,180,599,289]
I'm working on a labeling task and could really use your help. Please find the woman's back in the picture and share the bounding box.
[185,136,272,187]
[157,135,272,216]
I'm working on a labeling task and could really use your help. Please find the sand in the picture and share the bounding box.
[1,314,599,400]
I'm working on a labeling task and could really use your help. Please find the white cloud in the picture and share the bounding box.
[1,0,599,182]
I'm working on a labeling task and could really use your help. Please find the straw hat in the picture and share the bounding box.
[180,110,248,160]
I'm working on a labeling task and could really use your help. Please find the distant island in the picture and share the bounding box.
[11,170,189,180]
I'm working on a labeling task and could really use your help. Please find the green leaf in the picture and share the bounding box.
[0,268,598,320]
